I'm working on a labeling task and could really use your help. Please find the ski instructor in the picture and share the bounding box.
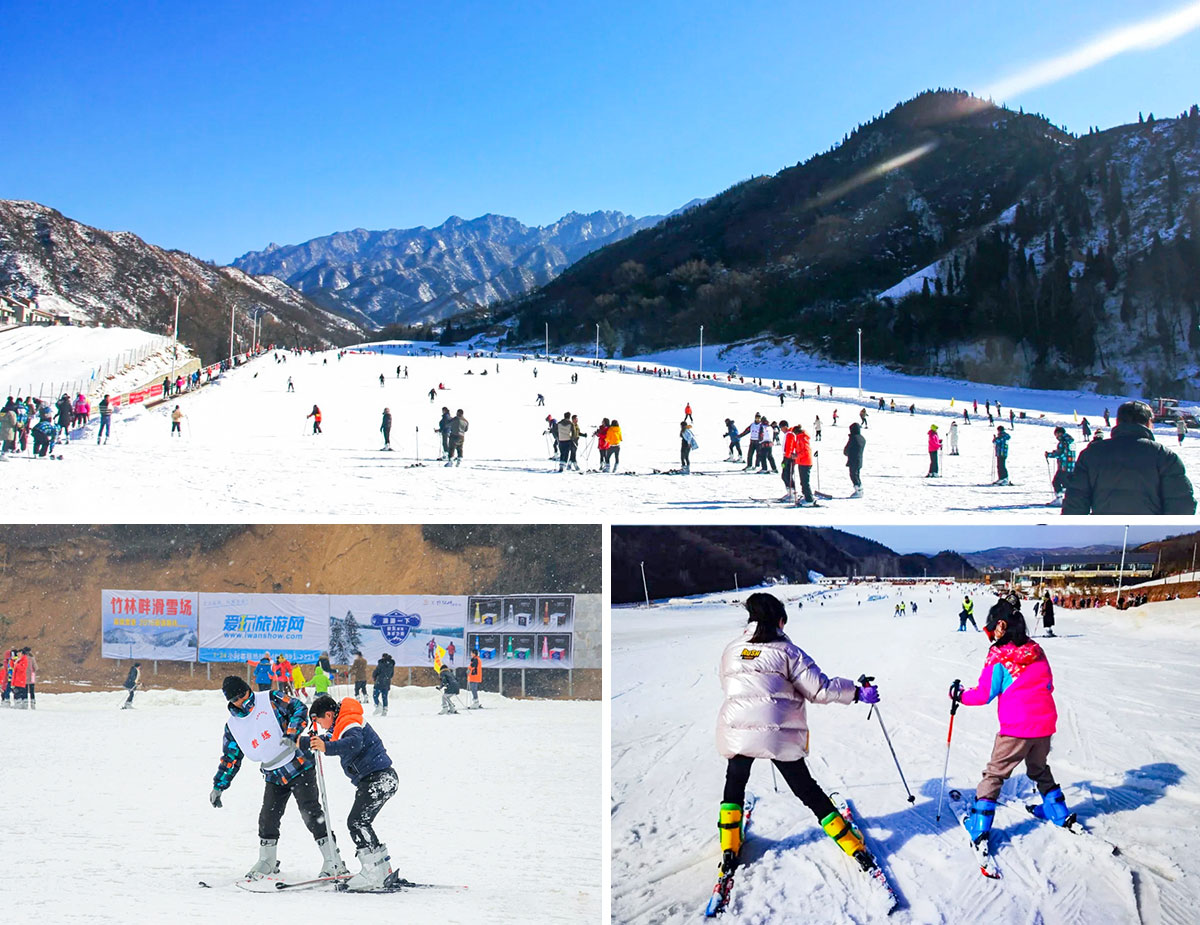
[715,593,881,876]
[209,675,349,882]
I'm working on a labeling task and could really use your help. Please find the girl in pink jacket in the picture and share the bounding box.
[715,593,880,876]
[952,594,1068,845]
[926,425,943,477]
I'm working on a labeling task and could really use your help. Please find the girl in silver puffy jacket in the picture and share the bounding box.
[714,593,879,875]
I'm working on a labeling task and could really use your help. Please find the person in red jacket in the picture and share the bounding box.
[594,419,611,472]
[793,425,816,507]
[780,421,798,502]
[11,648,29,708]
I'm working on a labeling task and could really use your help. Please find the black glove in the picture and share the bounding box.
[297,735,310,751]
[209,788,223,808]
[948,679,964,703]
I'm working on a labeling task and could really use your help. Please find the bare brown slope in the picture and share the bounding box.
[0,525,598,696]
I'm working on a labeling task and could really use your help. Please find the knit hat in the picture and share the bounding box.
[222,675,252,702]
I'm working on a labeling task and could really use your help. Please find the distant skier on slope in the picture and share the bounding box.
[926,425,942,478]
[949,595,1071,853]
[993,427,1010,485]
[716,593,880,876]
[209,675,349,882]
[307,405,322,435]
[1045,427,1075,502]
[380,408,392,450]
[843,422,865,498]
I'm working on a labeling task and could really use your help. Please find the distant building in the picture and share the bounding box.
[0,294,54,325]
[1016,553,1157,586]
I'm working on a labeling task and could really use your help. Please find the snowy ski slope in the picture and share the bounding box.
[611,585,1200,924]
[7,338,1196,520]
[4,686,600,924]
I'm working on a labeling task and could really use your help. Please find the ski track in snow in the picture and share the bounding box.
[611,585,1200,924]
[4,340,1197,519]
[5,686,600,924]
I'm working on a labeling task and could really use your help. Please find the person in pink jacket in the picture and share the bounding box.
[715,593,880,876]
[926,425,943,478]
[951,593,1068,846]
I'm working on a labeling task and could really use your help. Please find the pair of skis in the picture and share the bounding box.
[703,790,899,917]
[202,872,466,893]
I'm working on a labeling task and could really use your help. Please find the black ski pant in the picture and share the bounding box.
[928,451,939,476]
[259,766,327,841]
[381,426,391,446]
[559,439,572,465]
[681,442,691,469]
[124,686,135,705]
[848,464,862,489]
[723,755,836,822]
[781,458,795,491]
[758,443,777,472]
[354,680,367,698]
[1052,470,1069,494]
[347,767,399,850]
[744,443,757,469]
[798,465,814,503]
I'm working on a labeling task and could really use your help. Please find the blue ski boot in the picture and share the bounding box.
[1031,787,1070,826]
[964,798,996,844]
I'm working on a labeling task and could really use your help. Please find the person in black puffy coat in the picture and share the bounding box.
[437,665,460,714]
[371,653,395,716]
[1062,401,1196,515]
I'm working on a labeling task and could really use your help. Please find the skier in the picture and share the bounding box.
[467,650,483,709]
[958,596,979,632]
[372,652,395,716]
[97,395,112,444]
[209,676,349,882]
[814,416,822,442]
[739,415,761,470]
[10,648,29,707]
[594,419,611,471]
[307,405,322,435]
[1081,418,1092,441]
[993,426,1011,485]
[832,409,838,427]
[55,393,72,441]
[428,388,437,402]
[724,419,743,461]
[0,399,16,455]
[287,377,295,393]
[844,422,865,498]
[1177,419,1187,445]
[170,405,184,437]
[438,407,452,459]
[351,651,369,700]
[1041,592,1056,637]
[253,653,274,691]
[303,694,400,891]
[1045,427,1075,502]
[779,421,797,502]
[378,373,385,388]
[859,408,868,430]
[685,403,693,423]
[607,419,622,472]
[949,595,1070,852]
[1103,408,1111,428]
[716,594,881,880]
[446,409,468,466]
[556,412,574,472]
[926,425,942,478]
[756,421,777,474]
[380,408,392,450]
[436,664,460,714]
[20,646,36,708]
[310,660,333,697]
[680,420,698,474]
[292,663,310,702]
[949,420,959,455]
[536,393,545,406]
[793,424,815,507]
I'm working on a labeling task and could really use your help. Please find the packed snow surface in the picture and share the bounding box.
[5,336,1197,519]
[4,685,600,924]
[0,325,174,397]
[612,584,1200,924]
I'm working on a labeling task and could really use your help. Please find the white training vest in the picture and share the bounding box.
[226,691,293,770]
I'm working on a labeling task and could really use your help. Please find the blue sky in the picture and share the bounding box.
[846,525,1189,554]
[3,1,1199,262]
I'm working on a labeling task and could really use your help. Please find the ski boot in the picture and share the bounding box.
[246,838,280,880]
[1030,787,1070,825]
[345,844,392,891]
[717,803,744,873]
[850,488,863,498]
[963,797,997,844]
[821,810,874,871]
[316,835,349,878]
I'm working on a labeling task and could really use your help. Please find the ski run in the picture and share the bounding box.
[5,685,600,924]
[3,330,1197,518]
[612,582,1200,924]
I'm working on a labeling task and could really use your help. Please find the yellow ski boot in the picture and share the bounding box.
[821,811,874,871]
[718,803,743,873]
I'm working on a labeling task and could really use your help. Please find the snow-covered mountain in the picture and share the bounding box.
[232,206,704,329]
[0,200,359,362]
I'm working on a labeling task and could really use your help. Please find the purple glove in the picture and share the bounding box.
[856,683,880,704]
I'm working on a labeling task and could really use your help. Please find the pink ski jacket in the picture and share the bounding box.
[960,641,1057,738]
[717,630,857,761]
[928,430,943,452]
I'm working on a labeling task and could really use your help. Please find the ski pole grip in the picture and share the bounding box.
[857,674,874,686]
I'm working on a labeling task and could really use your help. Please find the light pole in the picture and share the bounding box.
[640,561,650,609]
[545,322,549,361]
[170,291,180,384]
[596,323,600,363]
[857,327,862,397]
[1115,525,1130,607]
[229,303,236,365]
[699,325,704,377]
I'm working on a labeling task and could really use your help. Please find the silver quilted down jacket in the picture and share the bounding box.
[716,630,858,761]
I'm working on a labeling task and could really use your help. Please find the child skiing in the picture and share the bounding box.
[949,594,1069,854]
[715,593,881,893]
[437,664,460,714]
[304,695,400,891]
[1045,427,1075,502]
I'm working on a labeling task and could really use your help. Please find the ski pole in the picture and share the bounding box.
[857,675,915,804]
[311,727,335,843]
[815,450,821,491]
[770,763,780,793]
[414,425,420,462]
[936,680,962,822]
